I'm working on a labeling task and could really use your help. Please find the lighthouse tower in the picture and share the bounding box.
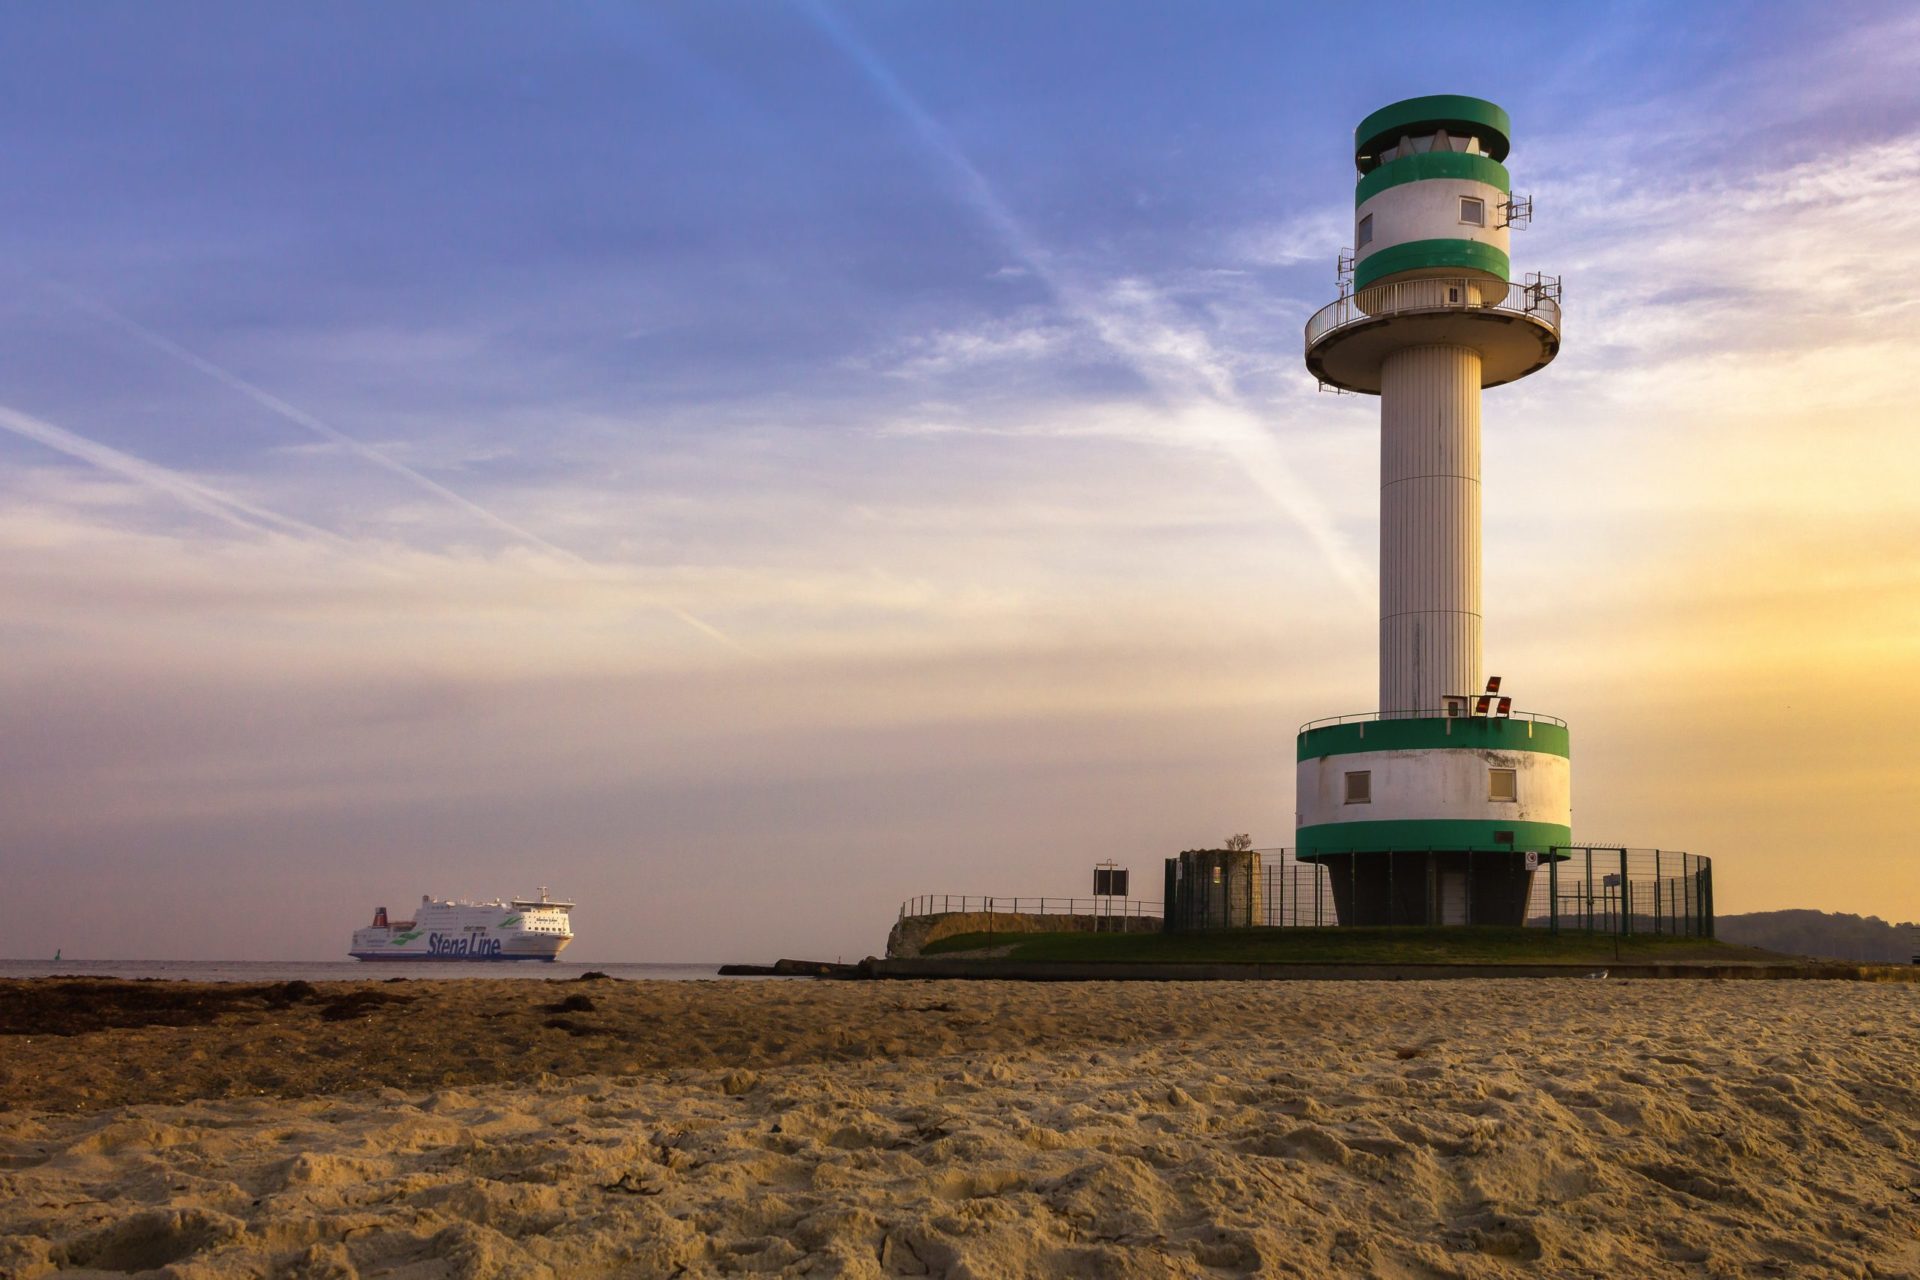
[1297,95,1569,926]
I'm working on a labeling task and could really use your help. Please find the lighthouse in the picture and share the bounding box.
[1297,95,1569,927]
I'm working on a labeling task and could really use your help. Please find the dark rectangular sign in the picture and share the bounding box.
[1094,868,1129,897]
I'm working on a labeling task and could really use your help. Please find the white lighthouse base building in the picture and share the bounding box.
[1295,715,1570,925]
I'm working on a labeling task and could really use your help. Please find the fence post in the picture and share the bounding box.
[1549,849,1560,936]
[1585,849,1595,934]
[1704,860,1714,938]
[1618,849,1630,938]
[1387,849,1395,926]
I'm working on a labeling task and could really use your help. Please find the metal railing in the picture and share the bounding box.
[897,894,1162,921]
[1305,276,1562,351]
[1300,708,1567,733]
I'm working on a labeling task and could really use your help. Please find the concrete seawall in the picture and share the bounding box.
[886,911,1160,959]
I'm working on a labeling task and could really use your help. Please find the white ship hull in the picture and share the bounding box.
[350,892,574,963]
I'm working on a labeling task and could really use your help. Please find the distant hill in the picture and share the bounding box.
[1716,910,1919,964]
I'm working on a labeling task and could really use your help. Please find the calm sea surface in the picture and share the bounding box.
[0,960,753,983]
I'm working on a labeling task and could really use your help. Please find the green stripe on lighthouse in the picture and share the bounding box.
[1355,95,1512,168]
[1296,818,1573,855]
[1353,240,1509,289]
[1298,716,1570,761]
[1356,152,1510,205]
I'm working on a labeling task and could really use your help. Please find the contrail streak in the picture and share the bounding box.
[801,2,1372,604]
[0,403,347,544]
[59,290,749,654]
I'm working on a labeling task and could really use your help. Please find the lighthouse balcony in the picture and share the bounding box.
[1300,707,1567,732]
[1305,275,1560,394]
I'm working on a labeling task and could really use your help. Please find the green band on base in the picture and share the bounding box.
[1296,818,1572,855]
[1298,717,1569,761]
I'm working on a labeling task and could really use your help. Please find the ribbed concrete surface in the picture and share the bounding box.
[1379,344,1482,712]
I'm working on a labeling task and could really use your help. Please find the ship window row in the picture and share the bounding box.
[1344,768,1520,803]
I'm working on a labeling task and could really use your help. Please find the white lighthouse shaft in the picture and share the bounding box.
[1378,343,1483,713]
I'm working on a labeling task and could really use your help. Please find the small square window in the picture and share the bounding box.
[1489,768,1517,802]
[1357,213,1373,247]
[1459,196,1485,226]
[1345,770,1371,804]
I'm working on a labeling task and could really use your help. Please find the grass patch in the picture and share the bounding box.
[918,926,1790,966]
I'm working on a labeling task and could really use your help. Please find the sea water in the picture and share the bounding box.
[0,960,753,982]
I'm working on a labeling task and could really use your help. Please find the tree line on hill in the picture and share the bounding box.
[1715,910,1919,964]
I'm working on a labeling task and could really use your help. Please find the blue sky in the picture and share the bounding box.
[2,2,1917,960]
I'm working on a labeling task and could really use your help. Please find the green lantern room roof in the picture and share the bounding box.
[1355,95,1512,172]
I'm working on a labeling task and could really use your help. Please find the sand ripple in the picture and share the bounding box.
[4,979,1920,1276]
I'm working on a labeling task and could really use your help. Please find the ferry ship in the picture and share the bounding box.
[349,888,574,962]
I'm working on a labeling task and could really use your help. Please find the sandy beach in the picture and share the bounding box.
[4,977,1919,1277]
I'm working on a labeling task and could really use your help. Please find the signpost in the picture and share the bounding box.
[1093,861,1129,931]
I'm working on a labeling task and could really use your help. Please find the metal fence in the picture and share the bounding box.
[902,846,1711,937]
[1208,846,1712,935]
[1538,847,1713,938]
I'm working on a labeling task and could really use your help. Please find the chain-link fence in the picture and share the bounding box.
[1537,847,1713,937]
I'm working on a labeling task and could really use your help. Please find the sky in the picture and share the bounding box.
[2,1,1917,962]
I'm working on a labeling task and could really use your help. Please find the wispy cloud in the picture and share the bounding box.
[56,289,751,655]
[800,2,1371,605]
[873,316,1073,377]
[0,403,345,544]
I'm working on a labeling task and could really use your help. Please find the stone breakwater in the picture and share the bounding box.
[5,979,1920,1276]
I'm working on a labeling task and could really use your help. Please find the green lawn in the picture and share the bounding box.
[918,926,1790,966]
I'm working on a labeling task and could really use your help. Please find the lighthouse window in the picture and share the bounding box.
[1357,213,1374,247]
[1489,768,1518,802]
[1344,770,1372,804]
[1459,196,1486,227]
